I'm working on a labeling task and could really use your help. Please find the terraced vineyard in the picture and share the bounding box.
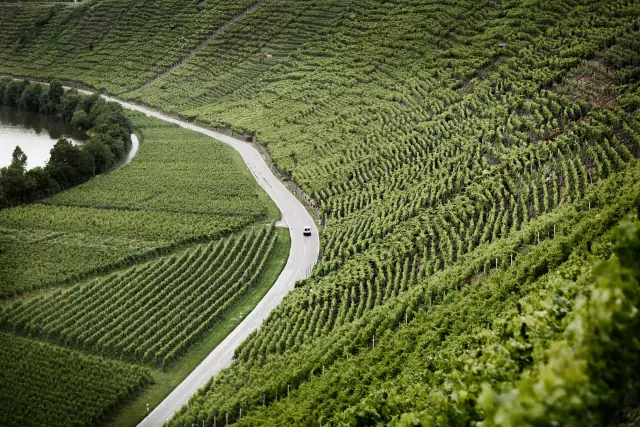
[1,0,640,426]
[136,0,639,425]
[1,226,279,368]
[0,333,152,427]
[0,0,259,93]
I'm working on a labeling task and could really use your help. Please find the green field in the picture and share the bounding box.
[1,226,279,368]
[0,332,152,427]
[1,0,640,426]
[0,95,287,425]
[0,0,257,93]
[0,111,277,297]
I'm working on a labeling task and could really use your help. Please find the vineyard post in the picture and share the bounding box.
[226,413,229,426]
[553,224,556,237]
[372,334,375,349]
[510,253,513,266]
[214,416,216,427]
[240,407,242,420]
[405,312,408,324]
[203,420,205,427]
[275,389,278,401]
[263,393,266,406]
[495,258,498,269]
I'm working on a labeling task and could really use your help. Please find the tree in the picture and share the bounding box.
[19,83,43,112]
[46,139,94,188]
[11,146,27,169]
[0,146,36,207]
[81,93,101,114]
[3,80,23,107]
[60,90,83,121]
[83,139,115,174]
[26,167,59,200]
[0,77,10,102]
[48,79,64,105]
[71,109,91,131]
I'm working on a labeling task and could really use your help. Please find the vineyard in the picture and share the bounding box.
[0,111,276,298]
[0,332,152,427]
[0,90,287,425]
[0,0,258,93]
[1,226,280,368]
[0,0,640,425]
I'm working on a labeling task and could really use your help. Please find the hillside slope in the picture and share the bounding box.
[1,0,640,426]
[0,0,257,93]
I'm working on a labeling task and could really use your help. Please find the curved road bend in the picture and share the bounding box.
[90,96,320,426]
[117,134,140,168]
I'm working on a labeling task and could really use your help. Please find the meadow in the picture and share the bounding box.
[0,0,639,425]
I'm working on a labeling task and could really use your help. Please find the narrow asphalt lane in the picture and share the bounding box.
[85,93,319,426]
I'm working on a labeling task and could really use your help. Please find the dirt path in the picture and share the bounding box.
[131,0,264,92]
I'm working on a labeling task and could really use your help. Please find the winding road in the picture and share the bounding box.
[91,93,319,425]
[116,133,140,169]
[20,79,319,424]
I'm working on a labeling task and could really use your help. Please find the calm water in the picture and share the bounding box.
[0,105,87,169]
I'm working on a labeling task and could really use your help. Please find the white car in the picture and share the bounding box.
[303,226,312,236]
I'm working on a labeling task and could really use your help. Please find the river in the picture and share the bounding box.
[0,105,87,169]
[0,105,139,170]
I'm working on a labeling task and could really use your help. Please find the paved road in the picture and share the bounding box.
[82,92,319,425]
[116,133,140,168]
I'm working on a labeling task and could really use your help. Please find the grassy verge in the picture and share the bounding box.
[105,227,290,427]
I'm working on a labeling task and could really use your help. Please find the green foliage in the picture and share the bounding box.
[477,218,640,426]
[1,226,279,368]
[0,79,133,209]
[0,0,639,425]
[0,112,275,298]
[47,138,94,187]
[0,0,258,93]
[0,332,152,427]
[70,108,90,131]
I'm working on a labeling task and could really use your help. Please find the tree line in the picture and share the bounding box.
[0,78,132,209]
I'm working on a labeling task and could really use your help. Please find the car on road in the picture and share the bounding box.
[303,226,312,236]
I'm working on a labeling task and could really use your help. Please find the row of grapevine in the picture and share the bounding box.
[1,0,639,424]
[0,111,273,297]
[126,0,348,110]
[168,163,640,426]
[1,226,279,368]
[133,0,640,424]
[0,0,258,93]
[0,332,152,427]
